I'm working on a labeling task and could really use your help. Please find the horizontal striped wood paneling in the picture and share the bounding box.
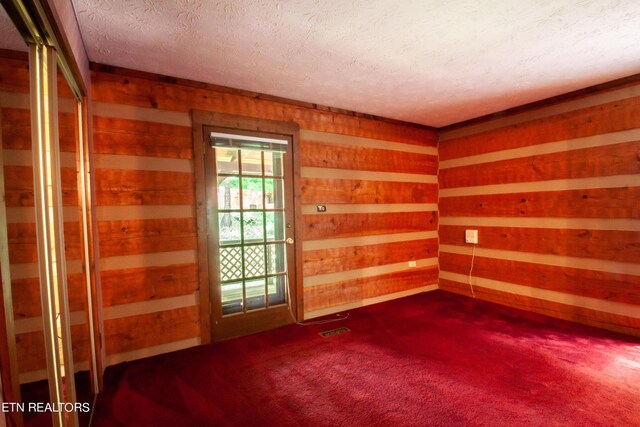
[305,266,439,312]
[440,140,640,188]
[7,222,82,263]
[94,169,195,206]
[103,305,200,355]
[98,218,197,257]
[91,70,437,146]
[3,165,79,207]
[100,264,198,306]
[299,128,439,320]
[439,84,640,336]
[301,178,437,204]
[440,252,640,306]
[89,65,439,364]
[440,226,639,263]
[300,139,438,174]
[303,239,438,277]
[440,96,640,161]
[440,187,639,218]
[303,211,438,240]
[439,279,640,337]
[93,116,193,159]
[11,274,86,318]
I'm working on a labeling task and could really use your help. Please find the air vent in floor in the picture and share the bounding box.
[319,327,350,337]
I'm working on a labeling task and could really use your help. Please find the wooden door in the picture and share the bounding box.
[203,125,298,341]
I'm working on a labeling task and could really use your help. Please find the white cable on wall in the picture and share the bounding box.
[468,243,477,298]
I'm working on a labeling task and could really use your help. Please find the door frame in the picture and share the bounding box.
[192,110,303,343]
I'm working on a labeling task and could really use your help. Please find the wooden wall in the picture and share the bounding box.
[438,82,640,336]
[0,53,92,382]
[89,67,438,364]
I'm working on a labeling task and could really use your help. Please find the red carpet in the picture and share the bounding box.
[92,291,640,426]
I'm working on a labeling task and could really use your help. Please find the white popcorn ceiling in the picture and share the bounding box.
[18,1,640,127]
[0,5,27,52]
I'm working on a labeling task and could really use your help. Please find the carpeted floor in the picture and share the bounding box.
[92,290,640,426]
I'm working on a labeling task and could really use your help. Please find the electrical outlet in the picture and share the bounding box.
[465,229,478,244]
[408,261,417,268]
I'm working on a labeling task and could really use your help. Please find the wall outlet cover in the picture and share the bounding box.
[465,229,478,244]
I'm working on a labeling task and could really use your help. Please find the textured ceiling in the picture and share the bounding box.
[0,5,27,52]
[67,1,640,126]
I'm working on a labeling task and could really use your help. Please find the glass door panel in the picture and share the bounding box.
[205,124,297,341]
[217,147,288,314]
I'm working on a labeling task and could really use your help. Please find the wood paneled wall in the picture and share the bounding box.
[438,83,640,337]
[89,66,438,364]
[1,53,92,382]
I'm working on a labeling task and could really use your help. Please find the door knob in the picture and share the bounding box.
[286,238,294,244]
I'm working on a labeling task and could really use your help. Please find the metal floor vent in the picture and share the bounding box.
[319,326,350,338]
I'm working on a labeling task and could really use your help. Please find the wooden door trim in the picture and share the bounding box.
[192,110,303,343]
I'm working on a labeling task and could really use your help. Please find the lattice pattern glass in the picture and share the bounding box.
[215,145,288,315]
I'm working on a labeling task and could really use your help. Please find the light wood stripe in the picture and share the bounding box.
[440,174,638,197]
[14,310,86,334]
[3,149,76,168]
[301,166,438,183]
[302,231,438,251]
[439,271,640,319]
[440,244,640,276]
[19,359,91,384]
[97,205,195,220]
[439,216,640,231]
[104,337,201,367]
[94,153,194,173]
[301,203,438,215]
[10,260,83,279]
[439,83,640,141]
[102,292,199,320]
[305,284,438,319]
[300,129,438,155]
[0,91,29,109]
[93,101,191,127]
[304,257,439,287]
[19,369,48,385]
[99,250,198,271]
[6,206,80,223]
[440,128,640,170]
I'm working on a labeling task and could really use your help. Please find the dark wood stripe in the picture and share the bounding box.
[439,225,640,263]
[3,165,78,207]
[100,264,198,306]
[103,305,200,355]
[15,331,45,372]
[12,274,86,319]
[93,116,193,159]
[94,169,195,206]
[440,187,640,218]
[303,238,438,277]
[98,218,197,257]
[440,252,640,305]
[8,222,83,263]
[303,211,438,240]
[90,70,437,146]
[0,55,30,93]
[301,139,438,174]
[1,108,77,152]
[16,324,91,373]
[301,178,437,204]
[305,266,439,312]
[439,280,640,337]
[440,96,640,160]
[440,140,640,188]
